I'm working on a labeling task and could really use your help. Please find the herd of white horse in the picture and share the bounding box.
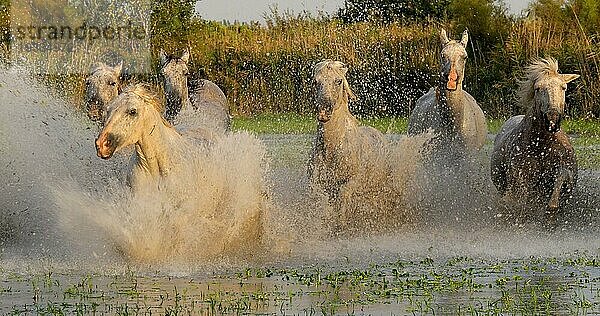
[87,28,580,251]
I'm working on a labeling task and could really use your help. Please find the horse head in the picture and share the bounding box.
[439,29,469,91]
[524,58,579,133]
[313,59,356,123]
[85,61,122,122]
[96,84,163,159]
[159,49,190,121]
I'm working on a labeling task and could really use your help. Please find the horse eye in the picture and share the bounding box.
[129,108,137,116]
[335,79,343,85]
[109,81,116,86]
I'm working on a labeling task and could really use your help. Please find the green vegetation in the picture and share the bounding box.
[232,113,408,134]
[174,0,600,118]
[3,0,600,120]
[2,255,599,314]
[232,114,600,136]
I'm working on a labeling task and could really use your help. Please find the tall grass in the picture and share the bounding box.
[3,5,599,119]
[165,12,600,118]
[181,17,440,117]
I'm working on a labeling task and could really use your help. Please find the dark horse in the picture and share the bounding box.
[491,58,580,223]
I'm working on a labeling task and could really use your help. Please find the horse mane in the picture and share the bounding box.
[517,57,560,110]
[313,59,357,102]
[122,83,173,128]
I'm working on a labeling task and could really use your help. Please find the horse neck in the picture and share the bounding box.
[320,100,358,144]
[165,81,192,117]
[436,81,464,129]
[523,106,552,139]
[134,116,183,176]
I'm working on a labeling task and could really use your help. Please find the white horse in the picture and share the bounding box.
[308,60,392,234]
[160,50,231,133]
[95,84,266,261]
[85,61,122,122]
[408,29,487,153]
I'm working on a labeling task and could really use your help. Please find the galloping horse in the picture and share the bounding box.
[408,29,487,153]
[95,84,265,259]
[491,58,579,222]
[85,62,122,122]
[308,60,390,233]
[159,50,231,132]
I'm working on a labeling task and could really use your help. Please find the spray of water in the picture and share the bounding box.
[1,66,599,271]
[55,131,270,264]
[0,67,270,266]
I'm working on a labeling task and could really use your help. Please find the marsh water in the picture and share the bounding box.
[1,67,599,314]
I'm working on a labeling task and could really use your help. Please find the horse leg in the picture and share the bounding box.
[545,169,567,227]
[336,178,362,234]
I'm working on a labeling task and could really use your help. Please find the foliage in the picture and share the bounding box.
[150,0,196,47]
[448,0,512,52]
[0,0,9,58]
[337,0,451,24]
[9,0,600,119]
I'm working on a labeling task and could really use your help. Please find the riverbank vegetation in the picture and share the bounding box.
[1,0,599,119]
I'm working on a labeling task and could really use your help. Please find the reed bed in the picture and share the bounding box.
[2,10,599,119]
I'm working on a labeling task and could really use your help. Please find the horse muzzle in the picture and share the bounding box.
[546,110,562,133]
[86,100,104,122]
[87,108,103,122]
[446,68,459,91]
[317,109,331,123]
[95,133,117,160]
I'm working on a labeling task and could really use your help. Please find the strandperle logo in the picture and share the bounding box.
[10,0,151,75]
[13,20,146,42]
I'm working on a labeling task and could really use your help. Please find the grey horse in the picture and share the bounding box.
[407,29,487,153]
[159,50,231,132]
[491,58,579,223]
[85,61,122,122]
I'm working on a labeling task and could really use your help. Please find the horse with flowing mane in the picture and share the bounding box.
[491,58,579,224]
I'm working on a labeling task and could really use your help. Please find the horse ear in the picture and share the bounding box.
[181,50,190,63]
[114,61,123,77]
[343,78,357,102]
[560,74,580,84]
[460,29,469,47]
[159,50,168,66]
[440,29,449,45]
[340,66,348,75]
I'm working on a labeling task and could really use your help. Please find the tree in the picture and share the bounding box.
[151,0,196,45]
[449,0,511,52]
[337,0,451,24]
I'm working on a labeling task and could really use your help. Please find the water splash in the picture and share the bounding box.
[1,66,599,272]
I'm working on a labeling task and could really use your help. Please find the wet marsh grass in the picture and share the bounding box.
[231,113,409,134]
[2,255,599,314]
[232,114,600,137]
